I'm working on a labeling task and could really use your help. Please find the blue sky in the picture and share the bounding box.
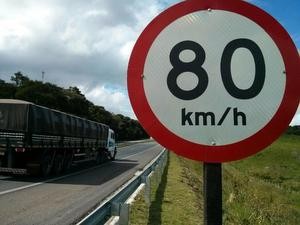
[0,0,299,124]
[249,0,300,48]
[246,0,300,125]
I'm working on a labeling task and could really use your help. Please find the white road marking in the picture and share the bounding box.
[121,144,159,159]
[0,144,160,196]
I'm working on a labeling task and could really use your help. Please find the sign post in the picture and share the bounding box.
[204,163,222,225]
[128,0,300,224]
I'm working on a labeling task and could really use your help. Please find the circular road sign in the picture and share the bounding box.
[127,0,300,162]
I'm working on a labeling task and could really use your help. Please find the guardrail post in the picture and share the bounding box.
[160,159,163,174]
[157,161,162,183]
[119,203,130,225]
[111,202,120,216]
[144,176,151,205]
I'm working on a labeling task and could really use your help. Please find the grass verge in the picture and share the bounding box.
[130,134,300,225]
[130,152,203,225]
[223,134,300,225]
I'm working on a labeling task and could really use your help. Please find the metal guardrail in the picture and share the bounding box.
[77,148,168,225]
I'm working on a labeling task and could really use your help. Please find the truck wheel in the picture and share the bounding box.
[41,153,53,177]
[63,153,73,172]
[111,149,117,161]
[27,163,41,176]
[96,151,105,164]
[53,154,64,175]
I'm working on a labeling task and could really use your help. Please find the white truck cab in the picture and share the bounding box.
[107,129,117,160]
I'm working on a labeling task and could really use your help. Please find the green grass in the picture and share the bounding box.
[130,152,203,225]
[130,134,300,225]
[223,134,300,225]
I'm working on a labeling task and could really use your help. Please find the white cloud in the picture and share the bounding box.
[84,85,135,119]
[291,49,300,125]
[120,41,135,60]
[0,0,176,118]
[290,105,300,126]
[84,9,108,18]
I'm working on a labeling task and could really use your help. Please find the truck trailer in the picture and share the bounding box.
[0,99,117,176]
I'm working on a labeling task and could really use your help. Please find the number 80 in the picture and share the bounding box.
[167,39,266,100]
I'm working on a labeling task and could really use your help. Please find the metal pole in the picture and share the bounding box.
[203,163,222,225]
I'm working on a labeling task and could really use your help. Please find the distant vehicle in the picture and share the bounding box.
[0,99,117,176]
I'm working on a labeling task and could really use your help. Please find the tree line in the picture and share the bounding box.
[286,125,300,136]
[0,72,149,141]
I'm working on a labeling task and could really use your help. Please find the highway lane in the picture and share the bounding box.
[0,141,163,225]
[0,140,157,194]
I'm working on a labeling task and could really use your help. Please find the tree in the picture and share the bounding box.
[10,72,30,87]
[286,126,300,135]
[89,105,112,124]
[64,87,92,118]
[68,86,84,97]
[2,71,149,140]
[0,80,16,98]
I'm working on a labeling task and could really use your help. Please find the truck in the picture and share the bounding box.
[0,99,117,176]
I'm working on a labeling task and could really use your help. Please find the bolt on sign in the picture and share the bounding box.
[128,0,300,162]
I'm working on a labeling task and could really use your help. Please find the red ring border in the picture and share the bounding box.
[127,0,300,162]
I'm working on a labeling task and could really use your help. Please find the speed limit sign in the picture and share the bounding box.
[128,0,300,162]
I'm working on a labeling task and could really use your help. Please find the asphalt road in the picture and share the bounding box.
[0,141,163,225]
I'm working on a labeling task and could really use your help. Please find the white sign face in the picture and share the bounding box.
[143,10,286,146]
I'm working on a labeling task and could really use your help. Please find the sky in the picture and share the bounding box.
[0,0,299,124]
